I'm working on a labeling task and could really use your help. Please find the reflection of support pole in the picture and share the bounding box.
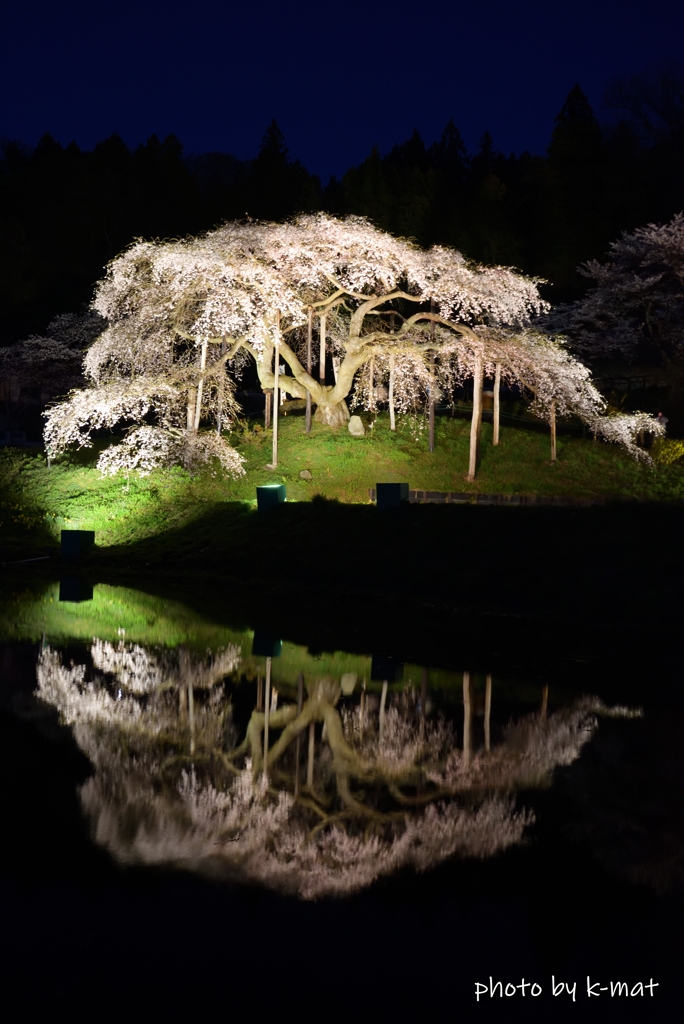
[319,314,326,385]
[379,680,388,743]
[271,311,280,468]
[295,673,304,796]
[493,362,501,446]
[550,400,557,463]
[463,671,472,767]
[307,721,315,787]
[263,656,272,774]
[420,667,428,739]
[305,307,313,434]
[540,684,548,721]
[429,298,436,452]
[467,356,483,481]
[179,683,186,724]
[188,682,195,757]
[484,672,492,752]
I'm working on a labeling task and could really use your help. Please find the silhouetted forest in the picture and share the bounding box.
[2,73,683,346]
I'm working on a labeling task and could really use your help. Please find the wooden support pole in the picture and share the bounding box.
[271,311,280,468]
[193,339,208,432]
[429,298,436,452]
[389,312,396,431]
[484,672,492,752]
[550,400,557,463]
[256,672,263,711]
[217,337,227,434]
[305,307,313,433]
[319,313,326,385]
[263,656,272,774]
[467,356,483,481]
[493,361,501,446]
[264,391,271,430]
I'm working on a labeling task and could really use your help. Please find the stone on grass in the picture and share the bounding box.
[299,469,313,480]
[348,415,365,437]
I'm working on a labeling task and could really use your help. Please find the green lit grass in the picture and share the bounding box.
[2,411,684,560]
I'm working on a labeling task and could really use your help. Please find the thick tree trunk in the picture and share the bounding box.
[467,357,483,481]
[493,362,501,446]
[313,396,350,427]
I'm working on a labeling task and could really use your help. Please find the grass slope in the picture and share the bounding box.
[2,412,683,562]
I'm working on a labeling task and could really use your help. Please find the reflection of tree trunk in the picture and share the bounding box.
[379,680,388,743]
[360,680,366,727]
[307,721,315,787]
[295,673,304,796]
[485,673,492,752]
[467,357,483,481]
[463,671,472,767]
[540,685,548,721]
[420,667,428,740]
[493,362,501,446]
[305,308,312,434]
[263,656,272,773]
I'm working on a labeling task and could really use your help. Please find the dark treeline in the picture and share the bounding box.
[2,70,683,346]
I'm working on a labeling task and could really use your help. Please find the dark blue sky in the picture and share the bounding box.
[2,0,682,180]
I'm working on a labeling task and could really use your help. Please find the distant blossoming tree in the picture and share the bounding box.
[44,215,662,477]
[34,640,637,899]
[546,212,684,366]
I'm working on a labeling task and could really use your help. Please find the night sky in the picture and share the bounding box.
[2,0,683,179]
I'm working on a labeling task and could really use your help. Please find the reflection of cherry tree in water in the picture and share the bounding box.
[36,643,637,899]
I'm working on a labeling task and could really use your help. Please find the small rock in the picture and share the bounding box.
[299,469,313,480]
[348,415,365,437]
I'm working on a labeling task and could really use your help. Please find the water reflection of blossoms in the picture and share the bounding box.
[36,642,638,899]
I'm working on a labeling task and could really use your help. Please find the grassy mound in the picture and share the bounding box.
[2,411,683,561]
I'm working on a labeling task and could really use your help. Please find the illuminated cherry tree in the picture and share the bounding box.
[44,214,662,477]
[35,640,637,899]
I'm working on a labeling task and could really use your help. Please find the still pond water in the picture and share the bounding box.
[1,580,681,1020]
